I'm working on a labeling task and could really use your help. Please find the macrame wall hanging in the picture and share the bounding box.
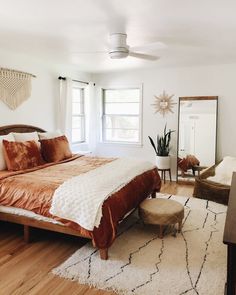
[0,67,36,110]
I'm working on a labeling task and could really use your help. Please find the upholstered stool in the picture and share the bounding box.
[139,198,184,238]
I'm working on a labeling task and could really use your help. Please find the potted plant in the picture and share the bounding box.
[148,124,175,169]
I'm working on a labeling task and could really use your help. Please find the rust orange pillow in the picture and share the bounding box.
[39,135,72,163]
[186,154,200,167]
[177,157,188,172]
[2,140,44,171]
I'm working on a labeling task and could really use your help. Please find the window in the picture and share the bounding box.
[72,83,85,143]
[102,88,142,144]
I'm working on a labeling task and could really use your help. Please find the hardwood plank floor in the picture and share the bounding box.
[160,180,194,197]
[0,181,193,295]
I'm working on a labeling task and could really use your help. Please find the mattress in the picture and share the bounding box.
[0,205,63,225]
[0,205,134,227]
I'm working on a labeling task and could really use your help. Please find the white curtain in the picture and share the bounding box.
[58,78,72,143]
[87,82,97,153]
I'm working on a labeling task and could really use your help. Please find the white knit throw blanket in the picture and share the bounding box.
[49,158,155,231]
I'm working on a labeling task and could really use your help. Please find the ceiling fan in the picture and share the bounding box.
[72,33,166,61]
[108,33,165,60]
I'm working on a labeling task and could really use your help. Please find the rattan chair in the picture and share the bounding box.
[193,162,230,205]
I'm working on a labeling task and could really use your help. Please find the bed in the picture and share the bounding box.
[0,124,161,259]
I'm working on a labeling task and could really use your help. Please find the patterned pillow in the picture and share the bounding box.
[2,140,44,171]
[39,135,72,163]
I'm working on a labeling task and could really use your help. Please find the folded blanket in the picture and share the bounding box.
[50,158,155,230]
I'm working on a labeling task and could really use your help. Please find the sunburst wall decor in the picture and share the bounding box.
[152,90,176,116]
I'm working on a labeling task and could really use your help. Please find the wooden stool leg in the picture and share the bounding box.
[164,171,166,184]
[24,225,30,243]
[178,220,183,233]
[151,191,156,198]
[99,248,108,260]
[159,225,163,239]
[169,169,172,182]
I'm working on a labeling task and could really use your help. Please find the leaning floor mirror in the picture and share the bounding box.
[177,96,218,182]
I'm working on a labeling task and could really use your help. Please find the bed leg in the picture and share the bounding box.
[151,191,156,198]
[24,225,30,243]
[92,239,96,248]
[99,248,108,260]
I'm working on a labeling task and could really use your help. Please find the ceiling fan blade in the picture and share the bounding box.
[130,42,167,52]
[70,50,108,54]
[129,52,159,61]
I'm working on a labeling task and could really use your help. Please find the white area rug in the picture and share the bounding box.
[52,194,227,295]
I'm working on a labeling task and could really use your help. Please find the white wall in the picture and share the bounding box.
[2,48,236,179]
[0,49,91,131]
[92,63,236,178]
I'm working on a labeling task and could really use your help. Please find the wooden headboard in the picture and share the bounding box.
[0,124,45,135]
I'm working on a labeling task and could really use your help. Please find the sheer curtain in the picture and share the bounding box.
[58,77,72,143]
[58,77,97,153]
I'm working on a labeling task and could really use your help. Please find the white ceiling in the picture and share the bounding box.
[1,0,236,73]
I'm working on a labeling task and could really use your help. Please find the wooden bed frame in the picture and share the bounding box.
[0,124,156,260]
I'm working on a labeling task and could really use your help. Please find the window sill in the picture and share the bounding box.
[71,142,89,153]
[99,141,143,148]
[76,150,92,155]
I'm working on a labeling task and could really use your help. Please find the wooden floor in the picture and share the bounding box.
[0,181,194,295]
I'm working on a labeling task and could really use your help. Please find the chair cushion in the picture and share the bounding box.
[208,156,236,185]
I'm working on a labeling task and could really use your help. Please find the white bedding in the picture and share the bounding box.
[50,158,155,231]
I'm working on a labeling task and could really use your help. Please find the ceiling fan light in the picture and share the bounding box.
[109,47,129,59]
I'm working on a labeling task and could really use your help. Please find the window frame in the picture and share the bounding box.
[71,83,86,144]
[101,86,143,145]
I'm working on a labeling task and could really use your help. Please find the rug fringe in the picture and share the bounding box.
[52,268,130,295]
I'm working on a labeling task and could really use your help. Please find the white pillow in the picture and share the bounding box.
[38,130,62,140]
[0,133,15,170]
[12,132,39,142]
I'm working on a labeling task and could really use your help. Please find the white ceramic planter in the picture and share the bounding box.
[156,155,171,169]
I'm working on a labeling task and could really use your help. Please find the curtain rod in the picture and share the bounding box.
[58,76,95,86]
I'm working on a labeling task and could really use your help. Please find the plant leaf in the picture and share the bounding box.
[148,136,157,155]
[164,123,167,136]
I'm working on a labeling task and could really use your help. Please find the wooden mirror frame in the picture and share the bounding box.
[176,96,218,183]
